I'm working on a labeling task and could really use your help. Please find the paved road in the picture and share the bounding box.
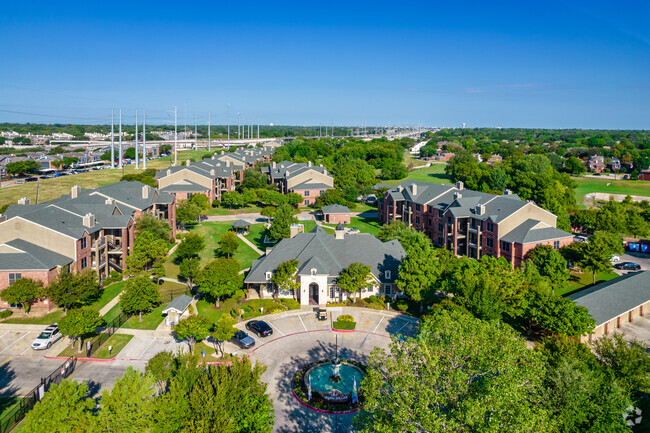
[612,252,650,275]
[205,210,377,223]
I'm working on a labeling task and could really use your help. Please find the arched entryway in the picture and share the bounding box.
[309,283,319,305]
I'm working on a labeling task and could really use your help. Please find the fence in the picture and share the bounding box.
[0,357,76,433]
[85,311,130,358]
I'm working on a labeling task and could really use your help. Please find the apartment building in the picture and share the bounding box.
[0,181,176,309]
[244,225,406,305]
[262,160,334,206]
[378,180,573,267]
[155,146,275,202]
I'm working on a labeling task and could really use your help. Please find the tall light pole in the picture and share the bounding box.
[118,108,123,169]
[135,109,139,169]
[174,106,178,166]
[142,110,146,169]
[227,104,231,148]
[238,113,241,139]
[110,109,115,169]
[194,113,197,149]
[257,113,260,139]
[207,112,211,152]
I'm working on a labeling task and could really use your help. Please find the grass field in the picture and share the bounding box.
[57,333,133,359]
[573,176,650,206]
[191,222,261,270]
[562,270,619,296]
[382,163,451,186]
[349,216,382,236]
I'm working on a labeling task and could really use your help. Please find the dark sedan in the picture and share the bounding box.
[614,262,641,270]
[245,320,273,337]
[231,330,255,349]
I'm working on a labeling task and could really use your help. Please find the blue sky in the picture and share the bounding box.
[1,0,649,128]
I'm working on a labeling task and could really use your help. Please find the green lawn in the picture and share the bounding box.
[189,222,261,271]
[122,304,167,330]
[57,333,133,359]
[403,152,428,168]
[2,309,65,325]
[333,321,356,330]
[244,223,271,251]
[349,216,382,236]
[196,296,243,323]
[573,176,650,206]
[206,204,265,216]
[89,281,125,313]
[562,270,620,296]
[0,396,20,420]
[382,163,451,186]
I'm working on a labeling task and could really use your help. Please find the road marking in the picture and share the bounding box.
[298,315,308,332]
[0,331,10,340]
[138,337,157,359]
[0,357,13,368]
[372,316,385,334]
[393,321,410,336]
[21,346,32,355]
[268,321,285,336]
[0,332,30,354]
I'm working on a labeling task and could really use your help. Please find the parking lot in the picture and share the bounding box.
[612,252,650,275]
[0,328,68,357]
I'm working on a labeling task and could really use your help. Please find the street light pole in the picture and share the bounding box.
[238,113,241,139]
[135,109,139,169]
[208,112,211,152]
[174,106,178,166]
[110,109,115,169]
[142,110,146,169]
[118,108,123,169]
[227,104,231,148]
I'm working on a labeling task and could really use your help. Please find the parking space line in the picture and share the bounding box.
[268,321,285,336]
[372,316,385,334]
[0,333,29,354]
[20,346,32,355]
[298,315,308,332]
[0,331,10,340]
[393,320,410,336]
[138,337,157,359]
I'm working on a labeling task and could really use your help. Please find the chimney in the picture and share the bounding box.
[17,197,30,205]
[220,151,224,155]
[503,189,512,195]
[71,185,81,199]
[456,181,464,190]
[142,185,149,199]
[210,169,215,176]
[285,170,290,177]
[335,223,345,240]
[166,169,171,176]
[211,155,216,160]
[323,169,327,176]
[410,183,417,195]
[105,198,115,205]
[308,161,312,167]
[454,192,462,200]
[272,161,276,168]
[397,185,403,192]
[476,204,485,215]
[226,160,231,167]
[289,223,303,238]
[185,159,190,166]
[82,213,95,227]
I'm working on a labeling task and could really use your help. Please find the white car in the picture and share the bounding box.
[610,255,621,263]
[31,324,63,350]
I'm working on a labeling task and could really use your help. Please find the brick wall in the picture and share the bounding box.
[0,269,57,309]
[324,213,351,224]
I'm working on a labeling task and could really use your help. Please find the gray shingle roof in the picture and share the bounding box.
[290,181,333,191]
[160,180,210,193]
[231,219,251,228]
[568,271,650,326]
[0,239,73,271]
[162,294,193,314]
[244,230,406,284]
[499,219,573,244]
[321,204,351,214]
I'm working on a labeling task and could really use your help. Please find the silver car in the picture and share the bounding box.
[31,324,63,350]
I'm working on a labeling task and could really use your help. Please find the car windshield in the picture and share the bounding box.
[37,332,51,339]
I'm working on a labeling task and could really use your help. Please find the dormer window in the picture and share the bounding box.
[311,268,317,276]
[265,272,272,280]
[385,270,391,280]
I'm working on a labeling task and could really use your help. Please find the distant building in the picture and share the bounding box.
[262,161,334,206]
[378,180,573,267]
[607,158,621,171]
[244,226,406,305]
[569,271,650,343]
[586,155,605,173]
[638,170,650,181]
[321,204,351,225]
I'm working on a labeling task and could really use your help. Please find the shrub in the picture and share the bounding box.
[368,295,379,304]
[338,314,354,322]
[188,304,195,315]
[396,300,408,312]
[0,310,13,319]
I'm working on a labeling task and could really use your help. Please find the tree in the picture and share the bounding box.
[175,232,205,261]
[195,258,242,307]
[591,332,650,394]
[377,220,431,255]
[565,156,586,175]
[270,260,300,296]
[178,257,200,288]
[174,315,211,353]
[222,191,243,209]
[21,380,94,433]
[396,245,447,303]
[5,160,40,177]
[135,214,172,243]
[46,269,99,312]
[126,231,168,277]
[527,245,569,291]
[120,276,161,322]
[219,230,239,258]
[286,192,303,207]
[93,367,156,433]
[525,290,595,337]
[241,189,258,207]
[580,231,624,284]
[58,307,102,352]
[176,199,202,225]
[159,144,172,154]
[0,278,42,314]
[145,351,175,393]
[240,168,269,190]
[188,193,210,213]
[269,204,297,241]
[337,262,374,301]
[260,206,276,222]
[354,309,549,432]
[211,315,237,357]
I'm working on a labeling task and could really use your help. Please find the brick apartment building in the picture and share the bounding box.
[262,161,334,206]
[378,180,573,267]
[0,181,176,309]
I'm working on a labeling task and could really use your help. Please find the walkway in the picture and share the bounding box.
[237,233,264,255]
[99,292,121,316]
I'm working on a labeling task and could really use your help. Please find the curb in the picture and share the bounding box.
[332,328,355,333]
[44,355,116,363]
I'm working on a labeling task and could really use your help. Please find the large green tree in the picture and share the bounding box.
[195,258,242,307]
[580,231,624,284]
[46,269,99,312]
[175,232,205,261]
[269,204,297,241]
[219,230,239,258]
[211,315,237,357]
[126,231,168,277]
[337,262,374,301]
[174,315,212,353]
[527,245,570,291]
[135,214,172,242]
[21,380,94,433]
[396,245,448,303]
[178,257,200,288]
[0,277,42,314]
[119,276,161,322]
[270,260,300,296]
[58,307,102,352]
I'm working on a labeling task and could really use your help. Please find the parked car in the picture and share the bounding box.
[610,255,621,263]
[231,330,255,349]
[25,177,38,182]
[31,324,63,350]
[614,262,641,270]
[574,235,589,243]
[245,320,273,337]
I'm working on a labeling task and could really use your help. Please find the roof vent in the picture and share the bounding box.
[226,160,231,167]
[456,181,464,190]
[166,169,171,176]
[503,189,512,195]
[142,185,149,199]
[476,204,485,215]
[211,155,215,160]
[71,185,81,199]
[17,197,30,205]
[105,198,115,205]
[82,213,95,228]
[210,169,215,176]
[185,160,191,166]
[308,161,312,167]
[454,192,462,200]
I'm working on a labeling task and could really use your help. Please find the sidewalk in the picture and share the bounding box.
[237,233,264,255]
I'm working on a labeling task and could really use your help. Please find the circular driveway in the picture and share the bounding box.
[227,308,419,433]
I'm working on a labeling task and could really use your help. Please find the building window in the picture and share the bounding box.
[415,204,421,212]
[486,222,494,232]
[553,240,560,250]
[330,287,335,298]
[385,270,391,280]
[501,241,510,252]
[304,191,310,196]
[305,200,310,205]
[311,268,317,276]
[384,285,392,295]
[80,237,87,249]
[428,218,432,226]
[265,272,272,280]
[438,223,443,231]
[486,238,494,248]
[439,210,444,218]
[81,257,87,269]
[437,237,443,245]
[8,273,21,284]
[415,216,420,224]
[447,217,452,223]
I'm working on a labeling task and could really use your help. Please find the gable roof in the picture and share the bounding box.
[499,219,573,244]
[568,271,650,326]
[162,294,194,314]
[0,239,73,271]
[321,204,351,214]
